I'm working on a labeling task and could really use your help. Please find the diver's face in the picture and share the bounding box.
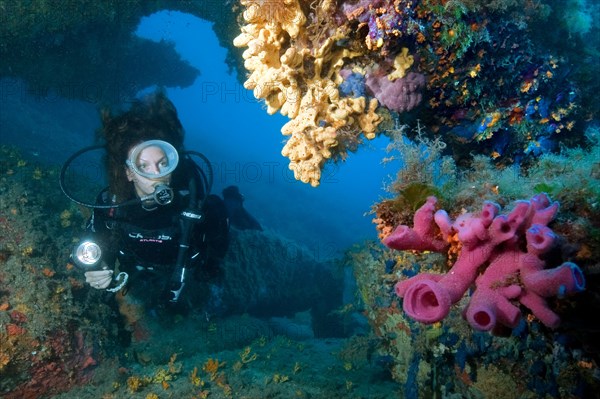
[126,145,172,198]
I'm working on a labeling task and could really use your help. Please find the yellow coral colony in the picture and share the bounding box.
[234,0,382,186]
[387,47,414,81]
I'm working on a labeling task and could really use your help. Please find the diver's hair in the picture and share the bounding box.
[100,90,184,200]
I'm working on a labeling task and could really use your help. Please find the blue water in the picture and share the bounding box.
[136,11,394,257]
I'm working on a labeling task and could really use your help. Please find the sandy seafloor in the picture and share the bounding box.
[54,314,398,399]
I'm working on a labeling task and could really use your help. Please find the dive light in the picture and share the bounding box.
[72,240,103,271]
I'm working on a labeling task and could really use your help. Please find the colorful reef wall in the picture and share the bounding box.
[354,128,600,397]
[231,2,600,396]
[233,0,598,186]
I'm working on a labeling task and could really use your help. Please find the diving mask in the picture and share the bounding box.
[126,140,179,179]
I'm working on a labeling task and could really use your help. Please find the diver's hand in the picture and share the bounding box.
[85,270,113,289]
[168,281,186,303]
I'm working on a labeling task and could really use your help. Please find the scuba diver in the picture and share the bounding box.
[222,185,263,231]
[61,91,229,342]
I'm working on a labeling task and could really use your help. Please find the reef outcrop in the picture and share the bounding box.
[233,0,383,186]
[0,1,239,106]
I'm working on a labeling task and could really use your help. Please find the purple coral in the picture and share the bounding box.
[366,71,426,113]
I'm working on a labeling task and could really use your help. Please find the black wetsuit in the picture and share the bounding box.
[85,159,229,306]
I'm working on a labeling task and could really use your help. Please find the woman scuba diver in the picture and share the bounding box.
[61,90,229,342]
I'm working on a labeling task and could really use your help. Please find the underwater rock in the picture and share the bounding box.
[219,229,346,337]
[268,311,315,341]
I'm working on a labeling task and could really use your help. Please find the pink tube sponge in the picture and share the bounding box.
[397,275,450,323]
[465,285,522,331]
[383,196,448,252]
[522,262,585,299]
[518,261,585,328]
[462,248,525,331]
[525,224,556,255]
[391,200,514,324]
[383,194,586,332]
